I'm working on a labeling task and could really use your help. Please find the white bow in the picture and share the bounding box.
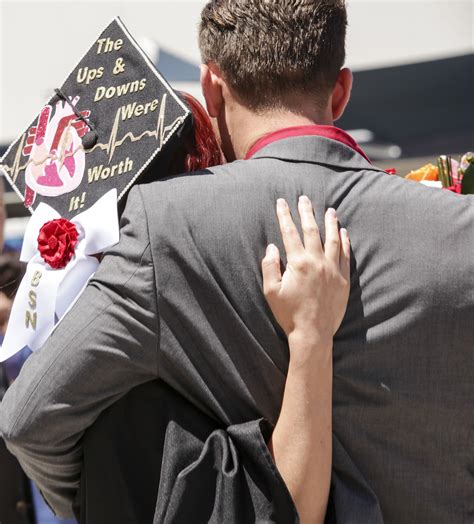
[1,189,119,362]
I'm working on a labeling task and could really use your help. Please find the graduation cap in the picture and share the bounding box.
[0,17,192,219]
[0,18,193,362]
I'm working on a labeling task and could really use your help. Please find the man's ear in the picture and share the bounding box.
[331,68,353,122]
[200,64,224,118]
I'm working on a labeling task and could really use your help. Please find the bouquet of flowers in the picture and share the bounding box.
[405,152,474,194]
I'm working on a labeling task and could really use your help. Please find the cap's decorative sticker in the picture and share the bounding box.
[0,17,191,219]
[22,98,91,205]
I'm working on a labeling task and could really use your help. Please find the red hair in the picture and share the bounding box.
[167,92,223,175]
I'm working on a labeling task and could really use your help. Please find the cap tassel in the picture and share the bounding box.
[54,88,98,149]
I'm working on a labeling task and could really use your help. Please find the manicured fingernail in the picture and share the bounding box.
[299,195,310,205]
[327,208,337,218]
[340,228,349,240]
[267,244,278,258]
[277,198,287,208]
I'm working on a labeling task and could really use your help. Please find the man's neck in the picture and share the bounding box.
[230,105,334,160]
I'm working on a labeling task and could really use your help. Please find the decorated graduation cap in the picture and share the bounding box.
[1,17,191,218]
[0,18,192,362]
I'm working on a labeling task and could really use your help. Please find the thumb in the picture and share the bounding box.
[35,105,51,145]
[262,244,282,298]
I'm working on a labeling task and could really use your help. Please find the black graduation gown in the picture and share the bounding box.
[0,365,35,524]
[75,381,298,524]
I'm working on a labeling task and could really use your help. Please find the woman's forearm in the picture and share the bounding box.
[270,332,333,524]
[263,199,349,522]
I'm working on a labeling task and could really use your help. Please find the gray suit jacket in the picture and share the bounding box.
[1,135,473,522]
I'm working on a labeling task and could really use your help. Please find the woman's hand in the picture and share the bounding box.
[262,196,350,348]
[263,196,350,523]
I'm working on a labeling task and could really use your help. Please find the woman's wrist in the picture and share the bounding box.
[288,328,333,351]
[287,329,333,367]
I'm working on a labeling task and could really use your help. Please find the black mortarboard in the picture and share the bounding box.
[0,17,192,219]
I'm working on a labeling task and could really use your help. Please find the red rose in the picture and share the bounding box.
[37,218,79,269]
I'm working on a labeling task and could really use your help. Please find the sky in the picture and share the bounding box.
[0,0,472,142]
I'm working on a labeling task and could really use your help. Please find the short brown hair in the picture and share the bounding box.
[199,0,347,111]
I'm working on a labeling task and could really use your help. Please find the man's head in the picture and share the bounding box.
[199,0,352,160]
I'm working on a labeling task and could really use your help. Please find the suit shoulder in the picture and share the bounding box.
[137,159,272,206]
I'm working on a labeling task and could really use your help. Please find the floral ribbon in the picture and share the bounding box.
[0,189,119,363]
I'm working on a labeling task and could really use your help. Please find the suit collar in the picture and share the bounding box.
[246,125,371,163]
[251,134,381,173]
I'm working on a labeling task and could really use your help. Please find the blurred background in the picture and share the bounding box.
[0,0,473,250]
